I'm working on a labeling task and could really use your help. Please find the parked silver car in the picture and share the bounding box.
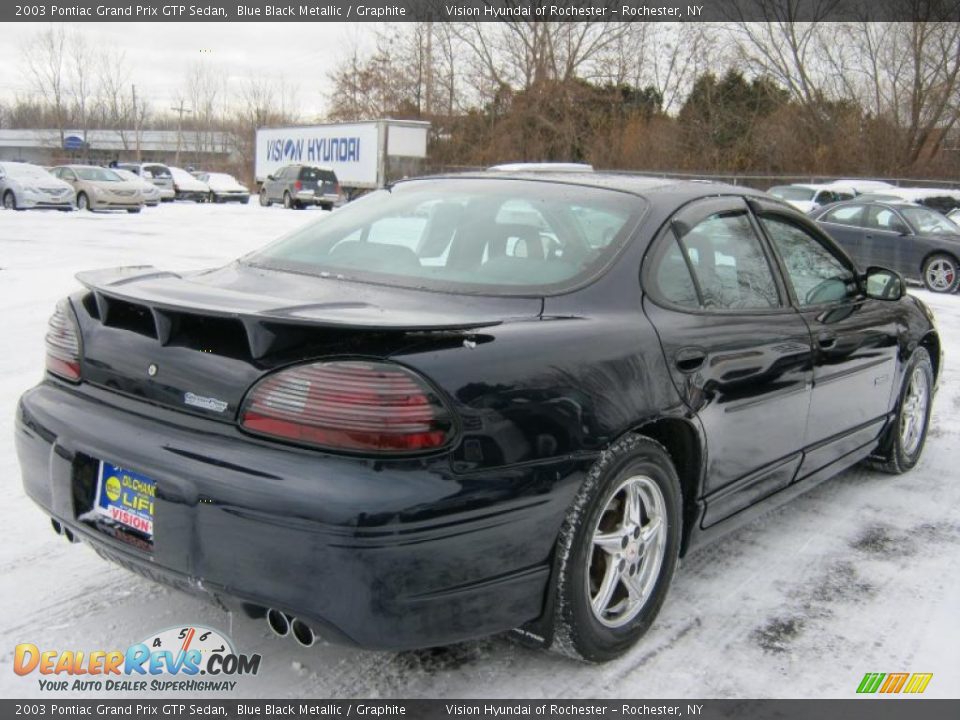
[50,165,145,212]
[113,168,161,207]
[0,161,75,211]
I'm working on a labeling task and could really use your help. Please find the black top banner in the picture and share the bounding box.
[4,0,960,22]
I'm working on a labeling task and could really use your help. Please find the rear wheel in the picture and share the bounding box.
[922,254,959,293]
[77,193,90,211]
[548,435,681,662]
[2,190,16,210]
[869,347,933,474]
[283,192,293,209]
[126,208,141,214]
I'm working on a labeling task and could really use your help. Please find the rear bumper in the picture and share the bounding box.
[15,380,587,650]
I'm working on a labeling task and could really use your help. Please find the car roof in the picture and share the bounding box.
[398,171,766,204]
[819,199,920,212]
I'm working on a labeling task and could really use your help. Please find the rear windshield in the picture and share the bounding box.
[144,165,172,178]
[301,167,337,183]
[245,178,644,294]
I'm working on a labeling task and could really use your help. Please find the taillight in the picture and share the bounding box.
[294,180,302,191]
[334,183,342,195]
[240,361,454,453]
[45,301,81,382]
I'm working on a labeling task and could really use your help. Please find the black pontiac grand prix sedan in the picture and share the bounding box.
[15,173,940,662]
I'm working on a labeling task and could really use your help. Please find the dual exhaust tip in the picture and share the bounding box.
[266,608,316,648]
[51,518,79,544]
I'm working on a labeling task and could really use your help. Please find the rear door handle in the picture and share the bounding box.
[675,347,706,373]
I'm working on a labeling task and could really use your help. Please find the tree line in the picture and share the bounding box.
[3,15,959,181]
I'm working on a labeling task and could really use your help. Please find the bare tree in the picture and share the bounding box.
[23,26,69,148]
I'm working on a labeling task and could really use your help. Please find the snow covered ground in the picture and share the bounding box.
[0,202,958,699]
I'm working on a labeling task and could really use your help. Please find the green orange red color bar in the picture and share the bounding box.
[857,672,934,694]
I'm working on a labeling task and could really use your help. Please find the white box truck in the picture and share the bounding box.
[255,119,430,194]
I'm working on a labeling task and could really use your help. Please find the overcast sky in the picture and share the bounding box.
[0,22,377,120]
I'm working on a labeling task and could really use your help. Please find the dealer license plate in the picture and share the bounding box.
[95,462,156,539]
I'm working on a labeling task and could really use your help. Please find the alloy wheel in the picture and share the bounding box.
[900,365,930,457]
[587,475,667,628]
[925,257,956,292]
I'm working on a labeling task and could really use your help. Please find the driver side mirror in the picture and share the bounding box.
[863,266,904,301]
[266,174,275,181]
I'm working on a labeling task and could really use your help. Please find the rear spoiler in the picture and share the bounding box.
[76,265,504,359]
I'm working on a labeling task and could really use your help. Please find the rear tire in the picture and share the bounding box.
[548,435,682,663]
[868,347,933,474]
[283,192,293,209]
[126,208,141,214]
[922,254,960,293]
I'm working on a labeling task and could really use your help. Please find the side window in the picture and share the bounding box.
[647,235,699,308]
[866,206,908,234]
[822,205,865,226]
[760,215,857,306]
[676,211,780,310]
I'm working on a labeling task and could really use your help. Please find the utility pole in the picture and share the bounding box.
[171,100,192,165]
[132,84,141,162]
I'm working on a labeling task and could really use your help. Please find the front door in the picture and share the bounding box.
[753,203,901,477]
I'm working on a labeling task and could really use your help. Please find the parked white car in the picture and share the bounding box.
[168,166,209,202]
[195,172,250,203]
[0,161,75,211]
[767,182,857,213]
[113,168,161,207]
[836,179,897,194]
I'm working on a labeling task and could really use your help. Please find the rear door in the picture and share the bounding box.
[753,202,900,477]
[642,196,813,527]
[862,205,921,277]
[816,203,868,263]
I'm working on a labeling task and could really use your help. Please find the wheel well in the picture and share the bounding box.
[634,418,703,557]
[921,250,958,274]
[920,331,941,382]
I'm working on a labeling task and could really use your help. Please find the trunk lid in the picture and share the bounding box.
[72,264,541,421]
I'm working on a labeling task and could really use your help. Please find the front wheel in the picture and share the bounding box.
[126,208,141,214]
[548,435,682,662]
[259,190,271,207]
[869,347,933,474]
[922,254,959,293]
[2,191,16,210]
[77,193,91,211]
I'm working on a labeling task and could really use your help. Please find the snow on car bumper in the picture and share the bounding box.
[14,380,586,650]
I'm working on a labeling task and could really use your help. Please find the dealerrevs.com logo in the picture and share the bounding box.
[14,625,261,693]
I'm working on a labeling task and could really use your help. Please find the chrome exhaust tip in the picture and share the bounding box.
[266,608,290,638]
[51,519,63,536]
[290,618,315,648]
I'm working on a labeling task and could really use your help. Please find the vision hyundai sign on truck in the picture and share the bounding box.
[254,120,430,191]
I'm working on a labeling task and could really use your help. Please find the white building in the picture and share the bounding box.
[0,128,236,165]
